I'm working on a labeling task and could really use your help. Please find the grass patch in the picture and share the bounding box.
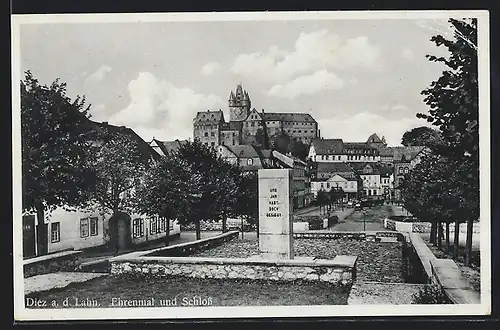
[25,275,350,308]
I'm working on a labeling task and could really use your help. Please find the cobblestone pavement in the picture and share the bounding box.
[347,281,426,305]
[330,205,391,232]
[25,272,108,295]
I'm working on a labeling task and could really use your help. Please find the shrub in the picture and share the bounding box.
[411,284,450,304]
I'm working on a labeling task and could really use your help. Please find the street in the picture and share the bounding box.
[330,205,390,232]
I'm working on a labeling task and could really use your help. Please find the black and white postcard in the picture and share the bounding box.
[11,10,491,321]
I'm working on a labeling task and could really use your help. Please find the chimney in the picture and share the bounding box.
[262,109,264,114]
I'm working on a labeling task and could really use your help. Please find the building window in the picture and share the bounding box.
[51,222,60,243]
[150,218,157,235]
[80,218,89,238]
[133,218,144,238]
[404,167,409,174]
[247,158,253,166]
[160,218,167,232]
[251,122,255,127]
[204,132,208,137]
[327,183,330,189]
[211,142,215,147]
[90,217,98,236]
[321,183,324,188]
[211,131,215,137]
[398,167,403,174]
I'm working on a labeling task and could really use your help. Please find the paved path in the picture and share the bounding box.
[330,205,391,232]
[25,272,108,295]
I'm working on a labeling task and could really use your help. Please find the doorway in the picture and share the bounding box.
[108,212,131,253]
[22,215,36,259]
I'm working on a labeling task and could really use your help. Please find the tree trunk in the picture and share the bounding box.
[445,221,450,254]
[195,220,201,240]
[222,214,227,233]
[437,221,443,249]
[465,218,474,266]
[453,220,460,260]
[35,202,48,256]
[164,217,170,246]
[430,220,437,245]
[256,216,259,239]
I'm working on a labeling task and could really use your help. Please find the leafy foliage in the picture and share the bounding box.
[88,129,149,214]
[21,70,95,214]
[411,284,450,304]
[401,126,442,147]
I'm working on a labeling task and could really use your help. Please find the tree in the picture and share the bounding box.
[418,18,478,266]
[234,171,259,235]
[174,139,241,240]
[254,128,269,149]
[289,139,309,161]
[271,132,291,155]
[89,129,149,215]
[136,156,191,246]
[401,126,442,147]
[21,71,95,255]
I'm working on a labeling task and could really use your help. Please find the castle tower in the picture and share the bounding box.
[229,84,251,122]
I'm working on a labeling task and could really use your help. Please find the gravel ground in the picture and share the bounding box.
[190,238,405,283]
[25,276,350,307]
[24,272,108,295]
[348,281,426,305]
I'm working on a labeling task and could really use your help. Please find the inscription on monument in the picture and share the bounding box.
[266,188,282,218]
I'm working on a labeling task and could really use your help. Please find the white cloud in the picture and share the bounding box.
[108,72,223,142]
[201,62,221,75]
[231,30,381,83]
[349,78,359,85]
[317,112,431,146]
[401,48,415,61]
[85,65,112,83]
[268,70,344,99]
[88,104,107,121]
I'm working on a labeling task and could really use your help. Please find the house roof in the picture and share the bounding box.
[392,146,426,162]
[91,121,161,161]
[366,133,383,144]
[346,162,381,175]
[193,110,225,124]
[225,144,260,159]
[378,165,394,177]
[311,138,344,154]
[152,139,188,156]
[343,142,379,152]
[317,162,353,173]
[262,112,316,123]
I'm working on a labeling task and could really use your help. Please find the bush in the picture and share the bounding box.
[411,284,450,304]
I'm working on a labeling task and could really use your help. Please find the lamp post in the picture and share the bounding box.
[364,211,367,231]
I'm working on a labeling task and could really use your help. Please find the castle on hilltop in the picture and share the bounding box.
[193,84,319,148]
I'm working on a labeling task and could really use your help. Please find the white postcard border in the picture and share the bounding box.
[12,10,491,321]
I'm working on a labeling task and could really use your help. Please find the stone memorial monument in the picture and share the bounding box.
[257,169,294,260]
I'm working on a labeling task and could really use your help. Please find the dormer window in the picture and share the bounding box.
[247,158,253,166]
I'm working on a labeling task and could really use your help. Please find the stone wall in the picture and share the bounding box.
[293,230,405,242]
[24,250,82,278]
[384,218,431,233]
[147,231,240,257]
[110,255,357,286]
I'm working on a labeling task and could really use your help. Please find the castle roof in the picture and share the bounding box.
[225,144,260,159]
[262,112,316,123]
[311,138,344,154]
[343,142,379,152]
[193,110,225,124]
[229,90,235,101]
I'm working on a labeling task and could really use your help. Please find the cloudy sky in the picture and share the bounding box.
[18,15,455,146]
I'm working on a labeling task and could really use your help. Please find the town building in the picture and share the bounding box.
[393,146,428,202]
[216,144,264,172]
[310,162,362,200]
[307,138,381,163]
[347,162,383,199]
[23,121,180,259]
[193,84,319,148]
